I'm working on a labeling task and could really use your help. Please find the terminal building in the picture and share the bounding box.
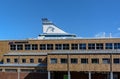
[0,18,120,79]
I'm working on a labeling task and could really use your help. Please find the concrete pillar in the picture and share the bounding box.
[48,71,50,79]
[110,72,113,79]
[18,68,20,79]
[89,72,91,79]
[68,71,71,79]
[2,69,5,72]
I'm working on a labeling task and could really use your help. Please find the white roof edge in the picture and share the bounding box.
[4,52,47,56]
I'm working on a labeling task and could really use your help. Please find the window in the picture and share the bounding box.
[14,58,18,63]
[22,59,26,63]
[38,58,42,63]
[55,44,62,50]
[10,45,16,50]
[40,44,46,50]
[105,43,113,49]
[25,44,31,50]
[71,44,78,50]
[79,43,86,50]
[32,44,38,50]
[6,58,10,63]
[17,45,23,50]
[50,58,57,64]
[114,43,120,49]
[71,58,78,64]
[88,43,95,49]
[63,44,69,50]
[114,58,120,64]
[96,43,103,49]
[61,58,67,64]
[81,58,88,64]
[47,44,53,50]
[30,59,34,63]
[91,58,99,64]
[102,58,110,64]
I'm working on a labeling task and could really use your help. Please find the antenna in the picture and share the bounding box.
[109,33,112,38]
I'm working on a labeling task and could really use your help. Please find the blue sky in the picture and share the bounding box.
[0,0,120,39]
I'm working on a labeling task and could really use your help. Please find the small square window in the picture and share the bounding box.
[71,58,78,64]
[50,58,57,64]
[96,43,103,49]
[81,58,88,64]
[105,43,113,49]
[40,44,46,50]
[7,58,10,63]
[88,43,95,49]
[114,58,120,64]
[47,44,53,50]
[25,44,31,50]
[14,58,18,63]
[102,58,110,64]
[71,44,78,50]
[92,58,99,64]
[63,44,69,50]
[32,44,38,50]
[17,45,23,50]
[61,58,67,64]
[79,43,86,50]
[22,59,26,63]
[30,59,34,63]
[10,45,16,50]
[55,44,62,50]
[38,58,42,63]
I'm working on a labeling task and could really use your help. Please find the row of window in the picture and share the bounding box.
[50,58,120,64]
[10,43,120,50]
[6,58,43,63]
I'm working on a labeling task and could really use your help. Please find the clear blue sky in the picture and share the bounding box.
[0,0,120,39]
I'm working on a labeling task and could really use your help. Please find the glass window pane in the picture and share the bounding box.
[25,44,31,50]
[105,43,113,49]
[40,44,46,50]
[79,43,86,50]
[88,43,95,49]
[92,58,99,64]
[55,44,62,50]
[102,58,110,64]
[114,43,120,49]
[81,58,88,64]
[71,58,78,64]
[96,43,103,49]
[71,44,78,50]
[32,44,38,50]
[47,44,53,50]
[61,58,67,64]
[10,45,16,50]
[63,44,69,50]
[50,58,57,64]
[114,58,120,64]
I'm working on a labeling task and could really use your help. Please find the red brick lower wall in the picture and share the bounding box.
[0,72,47,79]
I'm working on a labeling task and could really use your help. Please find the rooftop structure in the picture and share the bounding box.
[38,18,76,39]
